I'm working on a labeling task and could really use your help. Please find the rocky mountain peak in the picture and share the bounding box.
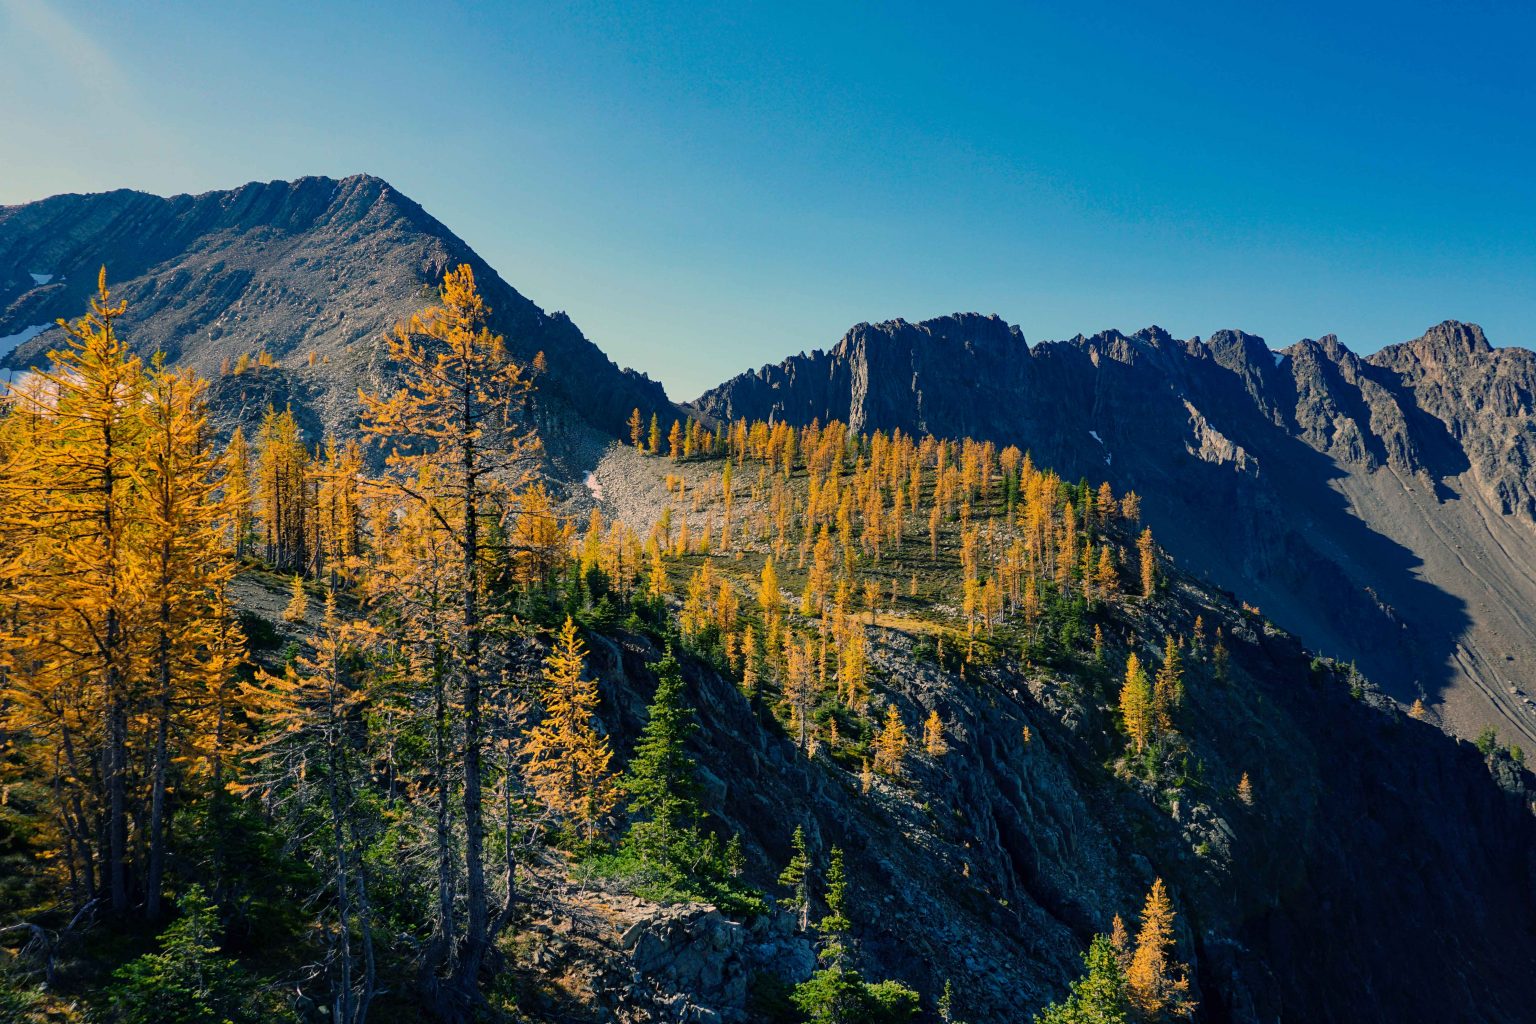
[0,175,673,449]
[1409,319,1493,362]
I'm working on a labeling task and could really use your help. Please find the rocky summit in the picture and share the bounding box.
[696,314,1536,747]
[0,175,673,451]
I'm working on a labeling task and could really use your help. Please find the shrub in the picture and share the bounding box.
[105,884,272,1024]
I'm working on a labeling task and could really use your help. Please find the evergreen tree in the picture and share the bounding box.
[778,825,812,932]
[819,846,852,960]
[1032,935,1130,1024]
[793,845,920,1023]
[621,646,703,872]
[107,885,264,1024]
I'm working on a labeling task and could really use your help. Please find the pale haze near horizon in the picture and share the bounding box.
[2,0,1532,401]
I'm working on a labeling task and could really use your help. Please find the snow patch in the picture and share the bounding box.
[1088,430,1103,444]
[1105,453,1113,466]
[1272,350,1286,367]
[584,470,604,501]
[29,272,53,286]
[0,323,50,360]
[0,324,51,386]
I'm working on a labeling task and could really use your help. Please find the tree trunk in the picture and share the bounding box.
[106,612,128,915]
[146,574,173,919]
[456,431,489,992]
[424,642,455,979]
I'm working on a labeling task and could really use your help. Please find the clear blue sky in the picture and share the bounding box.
[3,0,1532,399]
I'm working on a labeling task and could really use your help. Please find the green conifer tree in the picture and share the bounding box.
[621,646,703,873]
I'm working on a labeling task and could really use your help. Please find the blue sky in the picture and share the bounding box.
[2,0,1532,399]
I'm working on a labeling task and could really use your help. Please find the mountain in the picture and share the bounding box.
[695,315,1536,746]
[568,442,1536,1024]
[0,174,672,457]
[3,175,1533,1022]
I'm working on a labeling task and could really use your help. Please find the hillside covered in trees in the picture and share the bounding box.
[1,267,1534,1024]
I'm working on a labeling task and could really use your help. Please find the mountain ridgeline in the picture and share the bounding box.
[1,177,1534,1024]
[696,314,1536,747]
[0,174,672,449]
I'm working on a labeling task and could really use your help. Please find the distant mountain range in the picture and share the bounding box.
[5,176,1535,746]
[696,314,1536,747]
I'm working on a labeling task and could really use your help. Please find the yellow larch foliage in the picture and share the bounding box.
[221,425,255,558]
[1152,634,1183,734]
[513,484,565,590]
[283,574,308,623]
[521,618,617,841]
[1095,544,1119,598]
[801,526,836,614]
[873,704,908,775]
[1109,913,1133,972]
[838,624,869,711]
[1121,490,1141,522]
[1127,878,1194,1020]
[1138,526,1157,598]
[255,404,309,572]
[1237,772,1254,805]
[1120,652,1154,752]
[783,634,818,753]
[923,709,947,757]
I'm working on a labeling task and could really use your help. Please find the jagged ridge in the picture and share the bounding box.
[694,315,1536,748]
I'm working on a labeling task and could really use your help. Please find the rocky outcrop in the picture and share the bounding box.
[0,176,673,444]
[1368,321,1536,519]
[510,888,814,1023]
[693,316,1536,747]
[514,518,1536,1024]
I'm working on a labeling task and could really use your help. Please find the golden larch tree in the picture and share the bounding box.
[1237,772,1254,805]
[359,263,540,991]
[923,710,947,757]
[1120,652,1154,753]
[1152,634,1183,734]
[873,704,909,775]
[522,617,617,842]
[0,269,146,913]
[1127,878,1194,1020]
[1138,527,1157,598]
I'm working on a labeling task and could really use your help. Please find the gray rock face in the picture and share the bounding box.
[1369,321,1536,518]
[0,175,672,443]
[552,568,1536,1024]
[694,315,1536,746]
